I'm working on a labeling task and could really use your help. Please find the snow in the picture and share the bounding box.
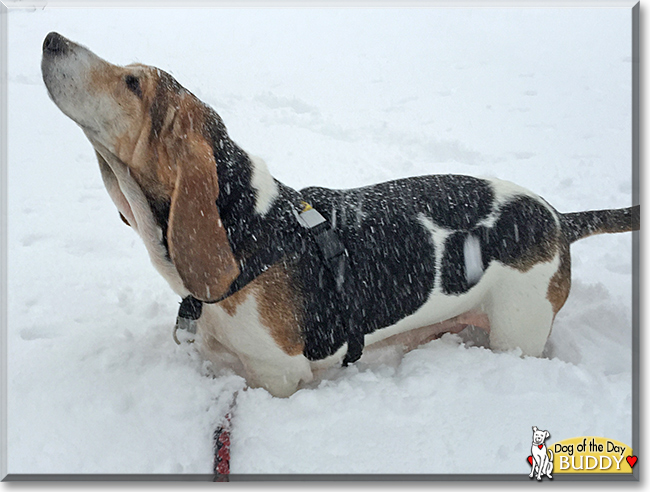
[5,6,636,477]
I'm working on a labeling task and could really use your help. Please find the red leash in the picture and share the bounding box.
[213,394,237,481]
[213,412,232,480]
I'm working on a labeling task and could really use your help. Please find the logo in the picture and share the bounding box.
[526,429,637,477]
[552,436,636,474]
[528,426,554,481]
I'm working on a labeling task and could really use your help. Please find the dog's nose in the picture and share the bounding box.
[43,32,68,55]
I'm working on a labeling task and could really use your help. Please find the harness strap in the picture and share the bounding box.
[173,201,364,365]
[296,203,363,365]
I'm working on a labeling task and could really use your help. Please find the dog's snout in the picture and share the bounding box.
[43,32,68,55]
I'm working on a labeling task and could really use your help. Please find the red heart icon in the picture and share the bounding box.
[527,456,533,465]
[538,445,544,449]
[626,456,637,468]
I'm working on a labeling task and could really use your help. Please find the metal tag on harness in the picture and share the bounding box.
[295,204,327,229]
[295,202,347,284]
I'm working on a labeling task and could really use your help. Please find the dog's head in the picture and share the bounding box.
[41,32,240,302]
[532,426,550,446]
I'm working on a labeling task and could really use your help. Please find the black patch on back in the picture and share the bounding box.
[483,196,557,268]
[298,174,495,360]
[418,175,495,230]
[159,95,557,362]
[441,231,481,295]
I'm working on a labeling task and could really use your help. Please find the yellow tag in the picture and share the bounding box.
[300,201,313,212]
[551,437,634,474]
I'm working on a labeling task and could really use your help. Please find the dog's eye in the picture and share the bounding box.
[124,75,143,98]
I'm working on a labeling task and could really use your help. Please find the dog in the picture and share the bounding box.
[529,426,553,480]
[41,32,640,397]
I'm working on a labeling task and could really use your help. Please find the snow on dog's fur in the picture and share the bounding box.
[42,32,640,397]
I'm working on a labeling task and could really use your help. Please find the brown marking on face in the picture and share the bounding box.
[149,70,183,141]
[124,72,177,198]
[88,64,150,156]
[88,60,240,301]
[546,239,572,315]
[87,64,186,203]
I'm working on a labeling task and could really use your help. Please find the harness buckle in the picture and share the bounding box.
[173,317,197,345]
[173,296,203,345]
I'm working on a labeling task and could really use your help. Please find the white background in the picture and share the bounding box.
[3,1,640,482]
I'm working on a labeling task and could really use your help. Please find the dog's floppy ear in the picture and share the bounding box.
[167,117,240,302]
[544,431,550,439]
[532,426,538,432]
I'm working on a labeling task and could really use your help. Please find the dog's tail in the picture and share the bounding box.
[561,205,640,244]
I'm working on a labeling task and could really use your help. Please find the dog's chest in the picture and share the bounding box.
[199,294,268,354]
[197,294,313,396]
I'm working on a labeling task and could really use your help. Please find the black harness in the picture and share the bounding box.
[173,201,364,366]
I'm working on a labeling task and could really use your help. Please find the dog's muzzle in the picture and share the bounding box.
[43,32,71,57]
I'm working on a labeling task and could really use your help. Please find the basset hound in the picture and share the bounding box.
[42,32,640,397]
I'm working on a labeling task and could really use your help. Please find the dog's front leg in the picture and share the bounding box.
[545,458,553,479]
[529,456,537,478]
[536,456,546,481]
[529,464,536,478]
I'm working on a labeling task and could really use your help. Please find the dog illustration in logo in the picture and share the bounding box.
[529,426,553,480]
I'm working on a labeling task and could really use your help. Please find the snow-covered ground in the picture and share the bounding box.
[5,6,636,476]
